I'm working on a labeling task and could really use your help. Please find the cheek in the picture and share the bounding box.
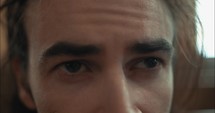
[135,71,173,113]
[29,76,102,113]
[136,86,173,113]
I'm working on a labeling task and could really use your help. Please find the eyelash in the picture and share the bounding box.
[54,60,91,75]
[130,57,164,70]
[52,56,164,76]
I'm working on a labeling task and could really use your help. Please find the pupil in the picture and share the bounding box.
[145,58,158,68]
[65,61,81,72]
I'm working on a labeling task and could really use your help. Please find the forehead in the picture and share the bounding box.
[25,0,173,48]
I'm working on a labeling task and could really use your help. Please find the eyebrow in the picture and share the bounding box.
[40,39,173,64]
[41,42,101,60]
[131,39,173,55]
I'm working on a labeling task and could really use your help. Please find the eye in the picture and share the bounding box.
[59,60,89,75]
[135,57,162,69]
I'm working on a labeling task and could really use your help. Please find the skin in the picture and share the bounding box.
[16,0,175,113]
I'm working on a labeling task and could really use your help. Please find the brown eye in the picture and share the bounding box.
[61,61,88,74]
[52,60,94,83]
[135,57,162,69]
[143,58,160,68]
[64,61,83,72]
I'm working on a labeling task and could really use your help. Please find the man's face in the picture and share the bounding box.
[21,0,174,112]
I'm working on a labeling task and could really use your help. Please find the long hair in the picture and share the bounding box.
[0,0,203,113]
[165,0,203,112]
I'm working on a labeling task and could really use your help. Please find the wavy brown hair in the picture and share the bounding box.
[0,0,203,113]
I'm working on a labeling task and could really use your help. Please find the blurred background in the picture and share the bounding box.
[191,0,214,112]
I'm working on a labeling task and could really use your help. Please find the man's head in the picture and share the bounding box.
[1,0,202,113]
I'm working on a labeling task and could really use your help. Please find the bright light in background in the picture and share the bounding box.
[197,0,215,58]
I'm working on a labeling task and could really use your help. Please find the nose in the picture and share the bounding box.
[99,67,141,113]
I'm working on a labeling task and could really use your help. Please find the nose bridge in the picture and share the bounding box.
[101,66,136,113]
